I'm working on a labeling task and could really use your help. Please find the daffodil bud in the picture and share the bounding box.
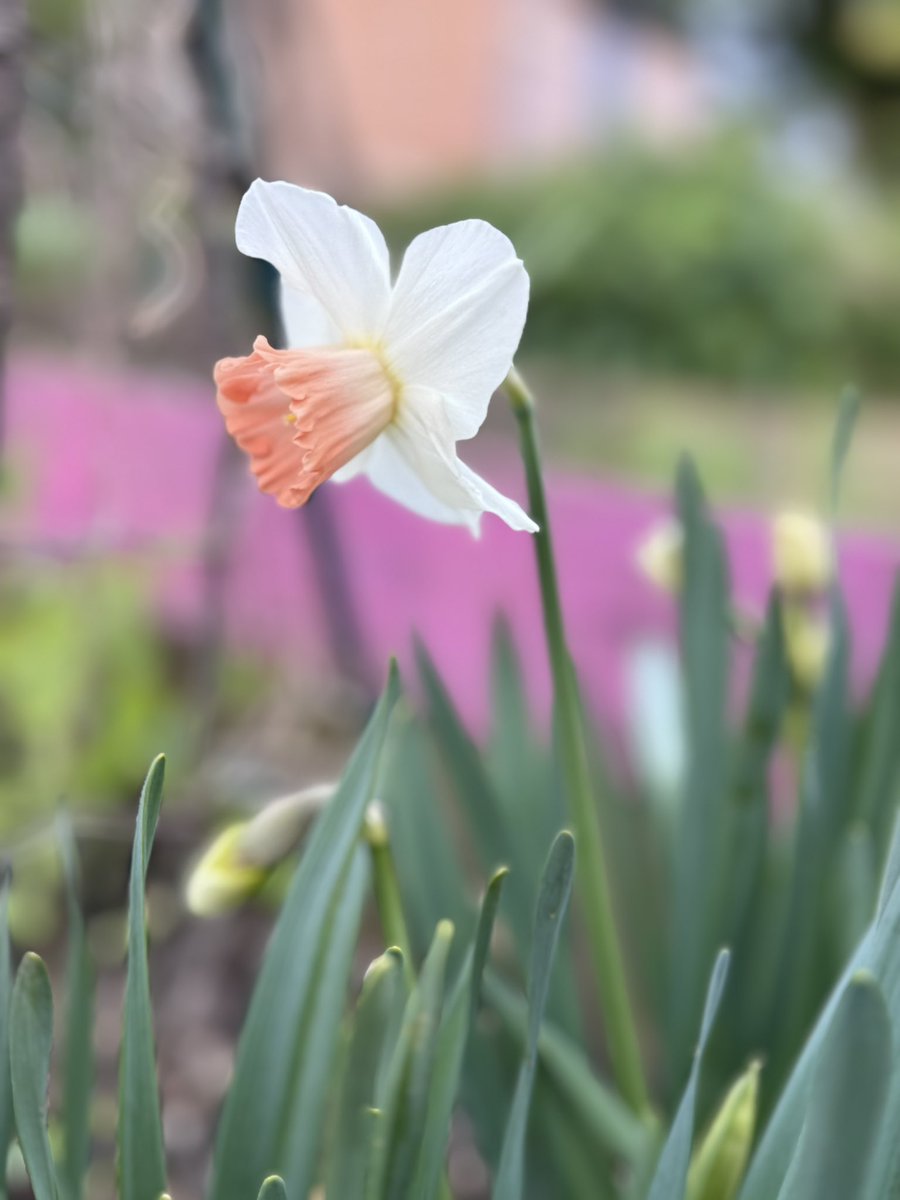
[186,783,334,916]
[636,518,683,594]
[782,604,830,693]
[185,824,267,917]
[687,1059,761,1200]
[772,511,832,595]
[362,800,389,848]
[237,783,334,868]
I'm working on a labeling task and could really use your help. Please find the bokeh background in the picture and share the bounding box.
[4,0,900,1194]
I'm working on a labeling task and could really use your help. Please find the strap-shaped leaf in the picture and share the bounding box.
[0,869,12,1200]
[648,949,731,1200]
[768,589,850,1082]
[410,869,508,1200]
[741,823,900,1198]
[379,711,471,957]
[725,591,788,943]
[209,665,400,1200]
[368,920,455,1200]
[10,953,58,1200]
[669,459,731,1080]
[271,849,370,1194]
[484,971,646,1166]
[58,816,95,1200]
[857,572,900,851]
[828,384,860,519]
[415,640,535,942]
[118,754,167,1200]
[774,973,889,1200]
[326,949,405,1199]
[828,824,876,968]
[494,830,576,1200]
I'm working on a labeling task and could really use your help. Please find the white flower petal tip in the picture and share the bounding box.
[217,181,532,530]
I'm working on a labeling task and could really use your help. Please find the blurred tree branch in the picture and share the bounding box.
[0,0,25,464]
[186,0,376,727]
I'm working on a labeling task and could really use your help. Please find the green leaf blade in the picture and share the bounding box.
[273,849,371,1195]
[410,868,508,1200]
[370,919,455,1200]
[10,953,58,1200]
[741,824,900,1198]
[829,384,860,518]
[669,458,731,1080]
[209,665,401,1200]
[648,949,731,1200]
[326,949,405,1200]
[117,754,168,1200]
[58,817,95,1200]
[494,831,576,1200]
[0,870,13,1200]
[774,973,890,1200]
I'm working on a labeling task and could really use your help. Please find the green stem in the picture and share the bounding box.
[505,366,650,1116]
[364,803,416,991]
[363,805,454,1200]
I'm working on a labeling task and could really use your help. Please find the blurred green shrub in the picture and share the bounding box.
[378,136,900,389]
[0,561,191,943]
[16,197,94,295]
[0,562,189,831]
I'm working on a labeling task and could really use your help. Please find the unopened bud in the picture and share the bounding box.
[363,800,389,848]
[772,511,832,595]
[186,783,335,917]
[185,824,266,917]
[782,604,830,693]
[238,783,334,868]
[687,1059,761,1200]
[636,518,683,594]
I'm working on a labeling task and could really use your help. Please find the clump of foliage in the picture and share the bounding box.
[3,405,900,1198]
[0,560,191,943]
[378,136,900,389]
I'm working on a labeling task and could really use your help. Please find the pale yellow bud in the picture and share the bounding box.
[238,783,334,868]
[186,783,335,917]
[185,824,266,917]
[636,518,683,594]
[363,800,389,848]
[687,1060,761,1200]
[782,605,830,693]
[772,511,832,595]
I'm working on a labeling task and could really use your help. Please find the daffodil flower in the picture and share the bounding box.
[214,180,537,535]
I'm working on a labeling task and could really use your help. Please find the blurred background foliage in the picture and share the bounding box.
[378,135,900,388]
[4,0,900,1193]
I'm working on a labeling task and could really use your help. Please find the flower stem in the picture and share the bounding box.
[363,804,455,1200]
[505,366,649,1116]
[364,802,416,990]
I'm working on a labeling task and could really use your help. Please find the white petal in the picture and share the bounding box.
[236,180,392,341]
[360,387,537,534]
[382,220,529,440]
[279,282,339,349]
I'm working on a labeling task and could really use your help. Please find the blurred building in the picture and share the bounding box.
[251,0,706,197]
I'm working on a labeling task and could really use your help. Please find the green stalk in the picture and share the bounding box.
[505,366,649,1115]
[363,804,455,1200]
[364,803,416,991]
